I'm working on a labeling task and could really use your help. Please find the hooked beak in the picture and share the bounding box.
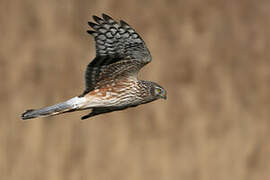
[161,93,167,100]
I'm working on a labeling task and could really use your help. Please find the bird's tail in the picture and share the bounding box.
[21,96,86,120]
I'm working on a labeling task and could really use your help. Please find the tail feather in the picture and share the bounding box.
[21,97,85,120]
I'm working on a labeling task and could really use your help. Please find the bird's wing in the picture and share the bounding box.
[83,14,151,94]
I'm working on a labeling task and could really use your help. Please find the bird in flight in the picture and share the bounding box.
[21,14,167,120]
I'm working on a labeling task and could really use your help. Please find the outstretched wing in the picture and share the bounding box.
[83,14,151,94]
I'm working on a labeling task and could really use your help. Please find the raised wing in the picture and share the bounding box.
[83,14,151,94]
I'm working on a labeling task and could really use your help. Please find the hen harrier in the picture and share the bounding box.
[21,14,166,120]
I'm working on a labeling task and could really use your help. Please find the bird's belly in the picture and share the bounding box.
[82,90,138,108]
[84,97,121,108]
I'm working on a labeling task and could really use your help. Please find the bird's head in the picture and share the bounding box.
[151,83,167,100]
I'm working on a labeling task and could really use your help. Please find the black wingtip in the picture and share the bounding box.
[93,15,104,24]
[102,13,113,21]
[87,30,95,34]
[120,20,130,27]
[88,22,99,29]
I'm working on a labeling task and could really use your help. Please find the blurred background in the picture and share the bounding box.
[1,0,270,179]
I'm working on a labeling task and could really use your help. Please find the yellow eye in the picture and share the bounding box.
[155,88,162,94]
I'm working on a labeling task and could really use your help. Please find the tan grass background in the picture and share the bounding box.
[1,0,270,179]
